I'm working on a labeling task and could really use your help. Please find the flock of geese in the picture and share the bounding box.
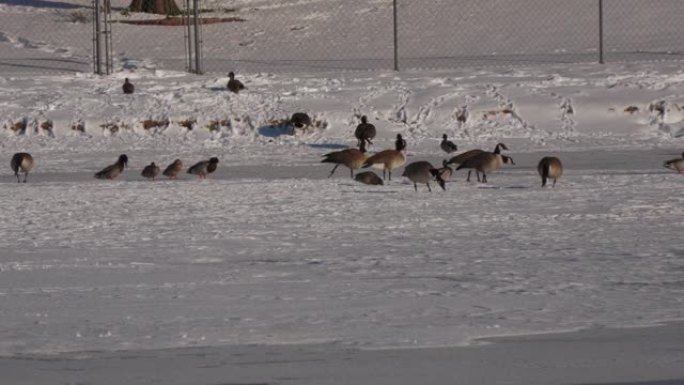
[9,153,220,183]
[322,123,565,191]
[6,76,684,189]
[321,114,684,191]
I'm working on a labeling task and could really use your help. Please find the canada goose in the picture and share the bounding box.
[440,134,458,154]
[395,133,407,151]
[227,71,245,94]
[663,152,684,174]
[456,151,514,183]
[430,159,453,187]
[290,112,312,129]
[448,143,509,182]
[141,162,161,180]
[354,115,376,147]
[162,159,184,179]
[122,78,134,94]
[10,152,33,183]
[321,141,367,178]
[188,157,219,179]
[95,154,128,180]
[354,171,383,185]
[537,157,563,187]
[362,134,407,180]
[402,161,445,192]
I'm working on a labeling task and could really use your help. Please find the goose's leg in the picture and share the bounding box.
[328,164,339,178]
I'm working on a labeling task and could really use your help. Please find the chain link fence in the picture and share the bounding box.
[1,0,683,75]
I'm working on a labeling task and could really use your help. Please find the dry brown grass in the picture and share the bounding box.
[482,109,514,120]
[177,119,196,130]
[206,119,230,132]
[40,120,53,133]
[100,122,129,134]
[72,121,86,133]
[4,118,27,133]
[141,119,169,130]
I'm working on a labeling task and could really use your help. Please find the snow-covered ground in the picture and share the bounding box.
[2,62,684,357]
[1,0,684,372]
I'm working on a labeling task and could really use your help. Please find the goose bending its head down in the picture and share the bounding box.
[663,152,684,174]
[321,141,367,178]
[430,159,453,186]
[10,152,34,183]
[362,134,407,181]
[354,171,383,185]
[537,157,563,187]
[95,154,128,180]
[188,157,219,179]
[402,161,446,192]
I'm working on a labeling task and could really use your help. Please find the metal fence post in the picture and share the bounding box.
[393,0,399,71]
[103,0,112,75]
[93,0,102,74]
[193,0,202,74]
[598,0,604,64]
[186,0,193,72]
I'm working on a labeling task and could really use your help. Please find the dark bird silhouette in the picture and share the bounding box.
[141,162,161,181]
[122,78,134,94]
[354,115,376,147]
[227,71,245,93]
[95,154,128,180]
[188,157,219,179]
[440,134,458,154]
[290,112,312,129]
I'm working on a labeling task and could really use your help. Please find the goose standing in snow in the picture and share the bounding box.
[354,171,383,185]
[354,115,376,147]
[321,141,367,178]
[162,159,184,179]
[402,161,446,192]
[537,157,563,187]
[122,78,134,94]
[95,154,128,180]
[448,142,510,182]
[141,162,161,181]
[440,134,458,154]
[663,152,684,174]
[226,71,245,94]
[10,152,33,183]
[456,148,514,184]
[188,157,219,179]
[362,134,407,181]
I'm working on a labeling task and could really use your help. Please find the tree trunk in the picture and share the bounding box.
[129,0,182,16]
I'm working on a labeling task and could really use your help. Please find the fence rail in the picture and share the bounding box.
[1,0,683,75]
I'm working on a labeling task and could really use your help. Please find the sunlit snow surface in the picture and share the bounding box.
[1,1,684,356]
